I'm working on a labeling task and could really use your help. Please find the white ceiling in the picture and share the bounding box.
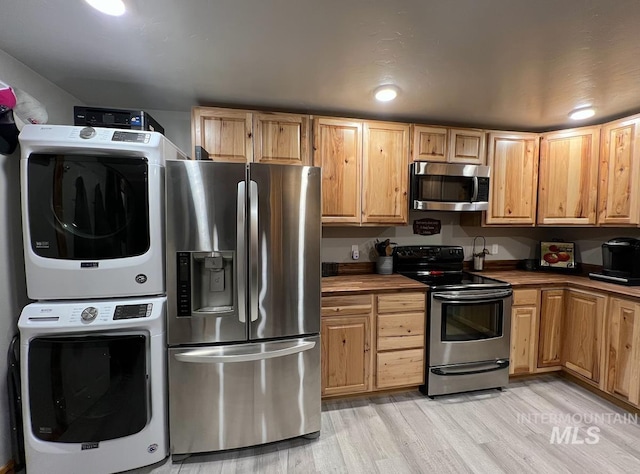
[2,0,640,131]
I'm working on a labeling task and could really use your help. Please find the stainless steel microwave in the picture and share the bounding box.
[410,162,490,211]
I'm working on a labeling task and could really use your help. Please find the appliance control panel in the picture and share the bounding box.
[18,296,164,330]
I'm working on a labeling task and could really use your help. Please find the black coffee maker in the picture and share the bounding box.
[589,237,640,285]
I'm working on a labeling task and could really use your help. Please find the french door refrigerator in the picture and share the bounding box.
[165,161,321,456]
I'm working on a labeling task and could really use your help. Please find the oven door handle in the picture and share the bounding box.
[432,290,512,302]
[431,359,509,377]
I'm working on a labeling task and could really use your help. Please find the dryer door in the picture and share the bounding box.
[27,334,148,443]
[26,153,150,260]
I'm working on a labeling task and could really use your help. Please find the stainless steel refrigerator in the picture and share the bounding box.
[165,161,321,456]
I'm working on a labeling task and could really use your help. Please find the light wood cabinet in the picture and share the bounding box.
[314,117,409,226]
[192,107,310,165]
[448,128,486,164]
[605,297,640,406]
[411,126,486,164]
[362,121,410,225]
[411,125,448,162]
[321,295,373,396]
[598,115,640,226]
[192,107,253,163]
[510,289,539,375]
[538,289,565,368]
[562,289,606,382]
[537,127,600,225]
[486,132,539,225]
[374,292,425,389]
[313,118,362,224]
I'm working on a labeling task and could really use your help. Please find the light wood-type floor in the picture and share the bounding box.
[129,375,640,474]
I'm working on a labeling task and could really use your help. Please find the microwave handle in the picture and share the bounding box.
[471,176,479,201]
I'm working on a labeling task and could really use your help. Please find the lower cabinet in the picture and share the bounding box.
[538,289,565,368]
[375,293,426,389]
[321,291,426,397]
[562,289,606,383]
[509,289,539,375]
[321,295,372,397]
[605,297,640,407]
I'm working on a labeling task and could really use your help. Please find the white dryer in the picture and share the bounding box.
[19,124,187,300]
[18,296,167,474]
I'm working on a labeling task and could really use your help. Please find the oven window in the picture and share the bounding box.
[27,153,149,260]
[441,301,503,341]
[417,176,473,202]
[28,334,148,443]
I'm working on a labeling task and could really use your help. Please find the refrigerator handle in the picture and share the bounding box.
[249,180,259,322]
[237,181,246,323]
[174,341,316,364]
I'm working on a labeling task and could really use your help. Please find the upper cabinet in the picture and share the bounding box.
[313,117,409,226]
[192,107,310,165]
[598,115,640,226]
[486,132,539,225]
[537,126,600,225]
[313,117,362,224]
[362,121,410,225]
[411,126,485,164]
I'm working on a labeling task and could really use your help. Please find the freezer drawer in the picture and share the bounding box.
[168,335,321,455]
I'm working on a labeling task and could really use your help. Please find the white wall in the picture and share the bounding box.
[0,48,81,465]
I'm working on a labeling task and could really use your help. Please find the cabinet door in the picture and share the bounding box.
[411,125,448,162]
[313,117,362,224]
[321,316,371,396]
[362,121,410,225]
[598,116,640,226]
[486,132,539,225]
[510,305,538,375]
[538,289,564,368]
[562,289,606,382]
[606,298,640,406]
[192,107,253,163]
[448,128,486,164]
[253,112,310,165]
[538,127,600,225]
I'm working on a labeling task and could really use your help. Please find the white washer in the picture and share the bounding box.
[18,296,167,474]
[19,124,187,300]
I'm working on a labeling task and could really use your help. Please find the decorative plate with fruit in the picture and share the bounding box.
[540,241,575,268]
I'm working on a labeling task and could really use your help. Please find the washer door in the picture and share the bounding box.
[28,334,148,443]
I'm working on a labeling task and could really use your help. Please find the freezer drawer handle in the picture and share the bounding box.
[174,341,315,364]
[431,359,509,377]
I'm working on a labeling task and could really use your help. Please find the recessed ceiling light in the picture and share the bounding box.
[374,85,398,102]
[569,106,595,120]
[85,0,126,16]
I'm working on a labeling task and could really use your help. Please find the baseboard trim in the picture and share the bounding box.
[0,459,15,474]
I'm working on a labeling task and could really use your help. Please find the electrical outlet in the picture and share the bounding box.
[351,244,360,260]
[491,244,499,255]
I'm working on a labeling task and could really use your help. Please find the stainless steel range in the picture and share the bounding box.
[394,245,512,397]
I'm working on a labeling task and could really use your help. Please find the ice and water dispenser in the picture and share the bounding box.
[176,251,235,316]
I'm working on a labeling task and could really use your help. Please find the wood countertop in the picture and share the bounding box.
[474,270,640,299]
[321,273,428,296]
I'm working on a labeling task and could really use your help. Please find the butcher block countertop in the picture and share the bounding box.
[474,270,640,299]
[321,273,428,296]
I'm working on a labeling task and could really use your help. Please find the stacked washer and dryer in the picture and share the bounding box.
[17,125,186,474]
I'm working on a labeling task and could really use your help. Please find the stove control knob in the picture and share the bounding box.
[81,307,98,322]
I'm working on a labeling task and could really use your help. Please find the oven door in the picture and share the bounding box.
[429,289,512,366]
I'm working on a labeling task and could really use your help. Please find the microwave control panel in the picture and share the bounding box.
[477,177,489,201]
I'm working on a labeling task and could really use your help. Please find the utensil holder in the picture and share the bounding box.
[473,255,484,271]
[376,256,393,275]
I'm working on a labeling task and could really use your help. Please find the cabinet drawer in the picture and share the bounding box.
[377,292,425,314]
[376,349,424,389]
[377,312,425,351]
[513,289,538,306]
[321,295,372,317]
